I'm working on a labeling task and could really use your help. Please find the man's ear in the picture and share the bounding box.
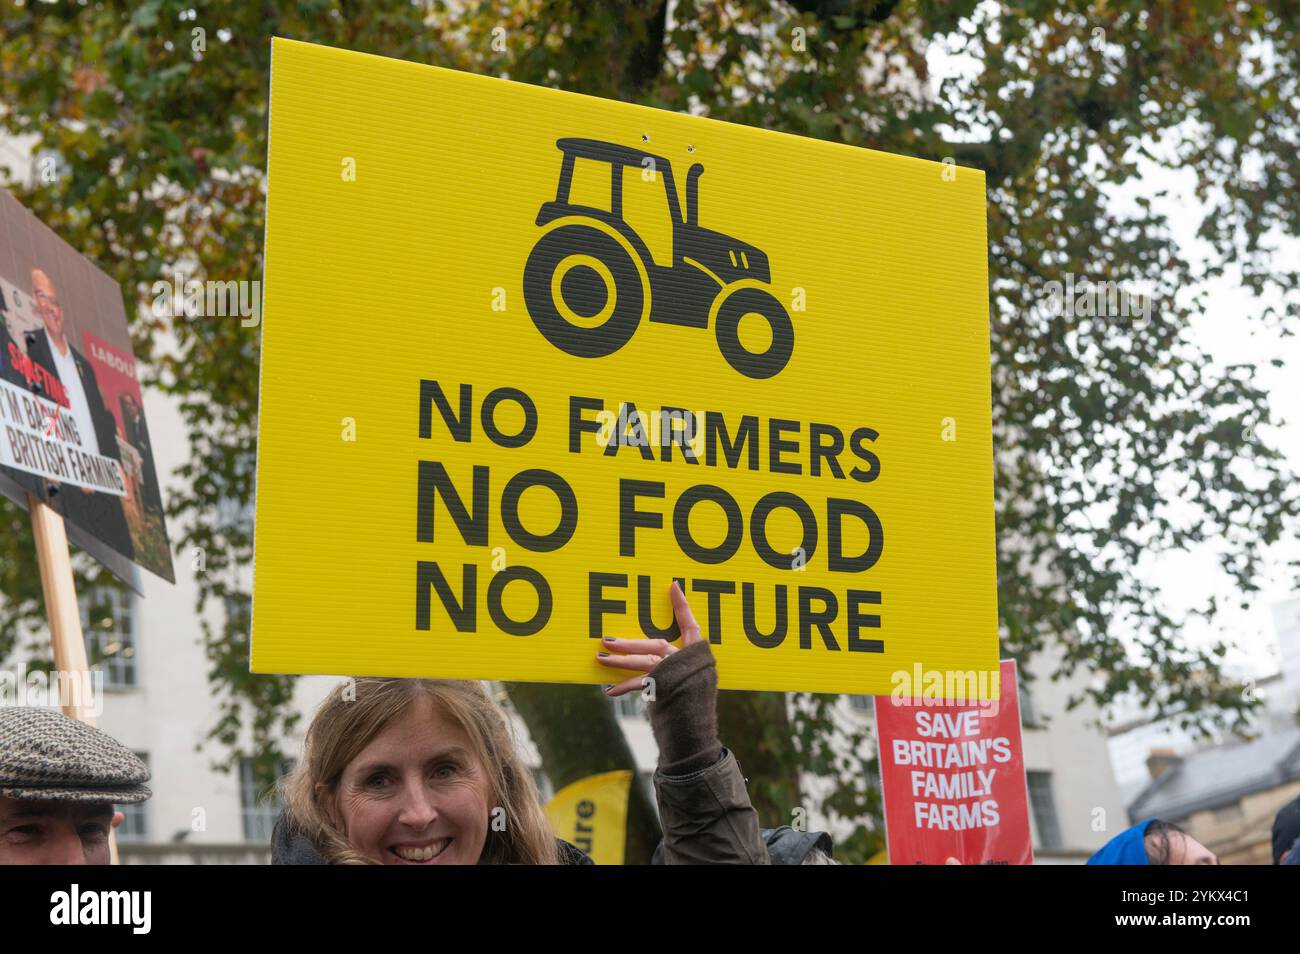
[111,811,124,831]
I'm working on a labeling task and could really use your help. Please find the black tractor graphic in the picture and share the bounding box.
[522,138,793,379]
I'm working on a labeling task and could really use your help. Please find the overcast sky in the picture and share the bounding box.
[1136,180,1299,680]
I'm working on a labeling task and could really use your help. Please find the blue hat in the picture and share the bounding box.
[1087,819,1157,865]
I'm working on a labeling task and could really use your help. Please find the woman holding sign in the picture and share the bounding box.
[270,583,773,865]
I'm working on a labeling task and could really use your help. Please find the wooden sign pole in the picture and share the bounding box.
[26,491,120,863]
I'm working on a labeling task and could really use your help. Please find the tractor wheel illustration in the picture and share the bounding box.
[522,225,645,359]
[714,286,794,379]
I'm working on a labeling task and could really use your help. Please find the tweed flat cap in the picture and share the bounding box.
[0,706,150,804]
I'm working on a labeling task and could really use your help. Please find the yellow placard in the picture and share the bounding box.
[544,770,633,865]
[252,38,998,695]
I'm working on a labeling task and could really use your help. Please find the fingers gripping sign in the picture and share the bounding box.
[597,582,702,697]
[670,581,705,647]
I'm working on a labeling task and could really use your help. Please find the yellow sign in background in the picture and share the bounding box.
[544,770,633,866]
[252,38,997,695]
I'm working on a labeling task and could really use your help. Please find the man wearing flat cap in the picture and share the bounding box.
[0,706,150,864]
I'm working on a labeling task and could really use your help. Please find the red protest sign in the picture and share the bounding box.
[874,659,1032,865]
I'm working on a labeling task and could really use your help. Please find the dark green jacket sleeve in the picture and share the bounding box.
[653,748,770,864]
[645,639,770,865]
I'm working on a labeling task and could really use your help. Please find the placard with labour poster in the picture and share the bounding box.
[0,188,174,587]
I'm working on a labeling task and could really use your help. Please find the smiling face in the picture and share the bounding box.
[0,797,114,865]
[322,696,491,865]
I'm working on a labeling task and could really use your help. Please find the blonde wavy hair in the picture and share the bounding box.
[279,678,560,865]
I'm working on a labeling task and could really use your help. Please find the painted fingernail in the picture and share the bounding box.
[603,686,614,693]
[597,652,610,657]
[602,636,616,643]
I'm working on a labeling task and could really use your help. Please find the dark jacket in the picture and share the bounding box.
[271,817,327,865]
[645,642,833,864]
[649,749,833,864]
[762,826,834,864]
[0,321,26,388]
[651,748,771,864]
[638,640,773,865]
[1273,796,1300,864]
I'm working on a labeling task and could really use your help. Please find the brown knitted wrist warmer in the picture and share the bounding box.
[648,641,723,777]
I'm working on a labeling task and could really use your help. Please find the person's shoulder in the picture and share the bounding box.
[0,328,18,384]
[70,342,95,374]
[761,826,834,865]
[23,329,49,360]
[270,813,329,865]
[555,838,594,865]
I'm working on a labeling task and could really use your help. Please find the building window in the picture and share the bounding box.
[1027,771,1063,851]
[79,585,138,689]
[224,595,252,641]
[847,695,872,712]
[240,758,289,842]
[1020,683,1038,727]
[215,453,256,534]
[115,753,149,841]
